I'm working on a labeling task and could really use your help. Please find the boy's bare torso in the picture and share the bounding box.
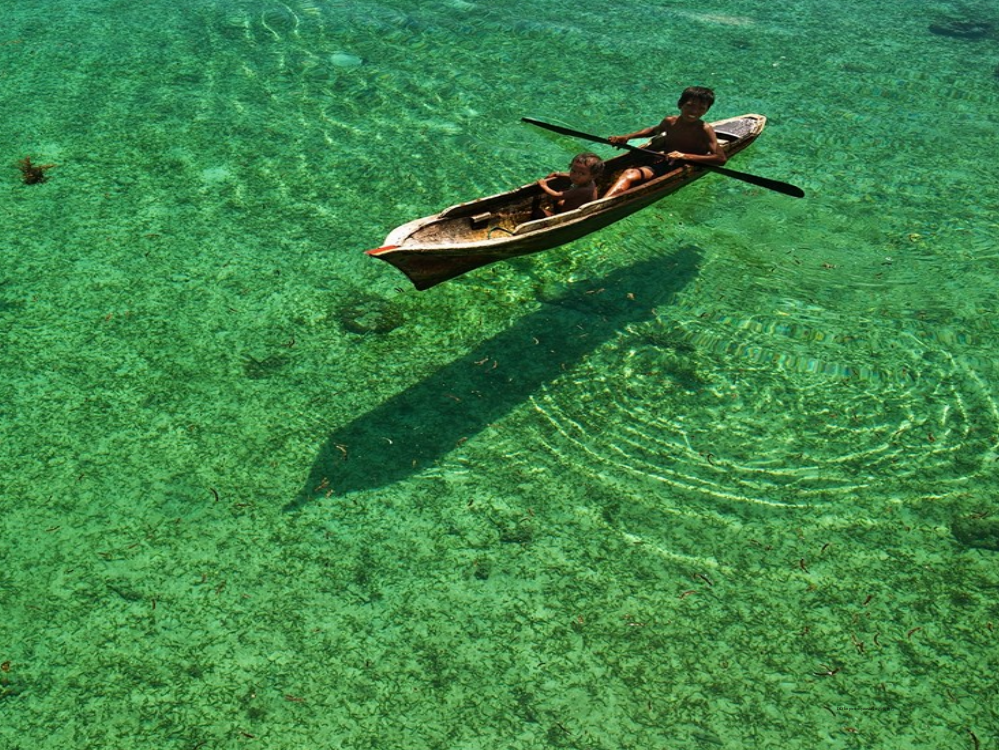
[650,115,714,155]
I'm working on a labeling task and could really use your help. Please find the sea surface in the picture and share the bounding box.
[3,0,999,747]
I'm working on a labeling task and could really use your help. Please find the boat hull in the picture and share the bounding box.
[368,114,766,290]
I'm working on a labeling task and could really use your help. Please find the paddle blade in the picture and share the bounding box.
[701,164,805,198]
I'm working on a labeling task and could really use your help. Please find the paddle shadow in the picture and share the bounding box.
[288,246,702,508]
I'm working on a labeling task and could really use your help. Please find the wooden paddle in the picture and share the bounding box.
[521,117,805,198]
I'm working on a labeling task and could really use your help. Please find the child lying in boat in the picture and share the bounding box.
[533,152,604,217]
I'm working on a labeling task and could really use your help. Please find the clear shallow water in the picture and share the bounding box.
[3,0,999,747]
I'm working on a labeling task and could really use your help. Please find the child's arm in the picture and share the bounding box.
[537,171,568,198]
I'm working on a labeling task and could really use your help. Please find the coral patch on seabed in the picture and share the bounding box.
[336,297,404,334]
[951,515,999,551]
[928,18,995,39]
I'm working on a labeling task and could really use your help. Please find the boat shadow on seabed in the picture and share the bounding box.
[287,245,702,509]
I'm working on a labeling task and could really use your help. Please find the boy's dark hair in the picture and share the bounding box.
[677,86,715,108]
[571,152,604,177]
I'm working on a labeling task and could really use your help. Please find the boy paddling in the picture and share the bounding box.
[604,86,727,198]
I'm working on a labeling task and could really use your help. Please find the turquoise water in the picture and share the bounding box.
[4,0,999,746]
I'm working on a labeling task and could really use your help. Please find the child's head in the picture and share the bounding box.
[677,86,715,110]
[569,152,604,183]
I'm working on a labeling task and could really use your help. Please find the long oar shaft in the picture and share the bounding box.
[521,117,804,198]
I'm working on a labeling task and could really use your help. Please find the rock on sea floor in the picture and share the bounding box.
[330,52,363,68]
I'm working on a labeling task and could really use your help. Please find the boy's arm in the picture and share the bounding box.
[608,125,657,146]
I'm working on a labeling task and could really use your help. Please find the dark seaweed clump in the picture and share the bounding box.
[17,156,55,184]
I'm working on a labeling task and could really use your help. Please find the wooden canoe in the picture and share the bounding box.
[367,113,767,290]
